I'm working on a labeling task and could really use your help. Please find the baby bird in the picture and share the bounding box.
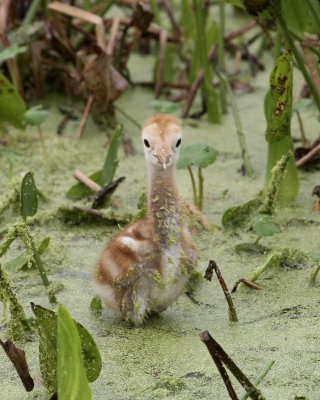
[94,114,198,325]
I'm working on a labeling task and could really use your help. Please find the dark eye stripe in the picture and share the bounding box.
[176,138,181,147]
[144,139,150,148]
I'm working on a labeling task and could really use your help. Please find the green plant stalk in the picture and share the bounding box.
[240,360,275,400]
[193,0,220,123]
[37,126,50,171]
[198,167,204,211]
[0,263,32,339]
[246,253,281,282]
[277,13,320,112]
[296,110,307,147]
[102,124,123,186]
[0,226,18,259]
[274,26,282,61]
[22,0,43,25]
[311,265,320,284]
[149,0,161,25]
[218,0,228,114]
[227,81,255,178]
[188,166,198,207]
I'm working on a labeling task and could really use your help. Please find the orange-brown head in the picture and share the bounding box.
[142,114,182,170]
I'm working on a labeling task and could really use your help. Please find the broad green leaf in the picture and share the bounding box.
[0,72,26,129]
[23,105,48,126]
[20,172,38,219]
[182,0,196,39]
[102,124,123,186]
[0,45,27,64]
[265,51,293,144]
[253,214,281,237]
[90,296,102,310]
[281,0,319,37]
[292,98,313,112]
[5,237,50,270]
[149,100,179,113]
[222,198,262,230]
[235,242,269,254]
[31,303,102,393]
[177,143,216,169]
[66,170,102,199]
[58,305,92,400]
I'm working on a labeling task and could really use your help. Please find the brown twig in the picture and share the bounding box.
[234,48,242,74]
[296,142,320,167]
[135,81,190,89]
[231,278,264,293]
[107,16,121,56]
[76,96,94,139]
[73,206,104,217]
[0,339,34,392]
[205,260,238,322]
[225,20,257,42]
[155,29,168,98]
[200,331,266,400]
[73,170,102,192]
[302,45,320,95]
[168,93,188,102]
[293,80,307,103]
[159,0,182,40]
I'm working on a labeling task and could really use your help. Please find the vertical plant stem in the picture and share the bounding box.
[226,81,255,178]
[37,126,50,171]
[296,110,307,147]
[149,0,161,25]
[210,260,238,322]
[218,0,228,114]
[188,166,198,207]
[246,253,281,283]
[306,0,320,27]
[22,0,43,25]
[198,167,204,211]
[0,226,18,258]
[273,26,282,61]
[277,13,320,112]
[240,360,275,400]
[200,331,265,400]
[311,265,320,284]
[193,0,220,123]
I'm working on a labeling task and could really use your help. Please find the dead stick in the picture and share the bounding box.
[160,0,182,40]
[168,93,188,102]
[73,206,104,217]
[135,81,190,89]
[231,279,264,293]
[73,170,102,192]
[302,45,320,95]
[296,142,320,167]
[107,16,120,56]
[199,332,239,400]
[155,29,168,98]
[76,96,94,139]
[225,21,257,42]
[187,202,212,231]
[234,48,242,74]
[200,331,266,400]
[208,260,238,322]
[293,80,306,103]
[0,339,34,392]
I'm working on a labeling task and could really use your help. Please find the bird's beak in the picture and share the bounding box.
[155,148,170,169]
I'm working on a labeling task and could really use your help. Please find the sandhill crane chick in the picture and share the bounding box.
[94,115,198,326]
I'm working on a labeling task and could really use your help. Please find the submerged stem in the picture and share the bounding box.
[240,360,275,400]
[296,110,307,147]
[246,253,281,283]
[198,167,204,211]
[188,166,198,207]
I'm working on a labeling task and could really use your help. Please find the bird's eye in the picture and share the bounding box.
[144,139,150,148]
[176,138,182,148]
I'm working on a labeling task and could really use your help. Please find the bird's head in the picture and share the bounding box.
[142,114,182,170]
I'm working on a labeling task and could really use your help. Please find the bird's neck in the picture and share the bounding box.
[147,165,182,246]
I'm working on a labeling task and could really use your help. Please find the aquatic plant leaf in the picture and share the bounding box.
[0,45,27,64]
[292,98,313,112]
[102,124,123,186]
[235,242,269,254]
[265,51,293,144]
[0,72,26,129]
[149,100,179,113]
[252,214,281,237]
[58,305,92,400]
[66,170,102,199]
[0,150,21,164]
[90,296,102,310]
[222,198,262,230]
[20,172,38,219]
[31,303,102,393]
[281,0,319,37]
[5,237,50,270]
[23,105,48,126]
[177,143,216,169]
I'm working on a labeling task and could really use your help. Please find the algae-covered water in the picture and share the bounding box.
[1,18,320,400]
